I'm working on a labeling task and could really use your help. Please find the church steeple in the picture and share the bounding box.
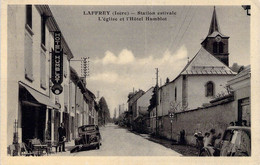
[208,6,220,35]
[201,7,230,66]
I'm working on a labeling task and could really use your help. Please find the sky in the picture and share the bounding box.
[50,5,250,117]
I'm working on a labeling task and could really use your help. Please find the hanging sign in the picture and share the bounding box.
[51,31,63,95]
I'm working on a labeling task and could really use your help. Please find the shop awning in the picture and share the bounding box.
[21,84,59,109]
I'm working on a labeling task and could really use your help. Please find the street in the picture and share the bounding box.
[70,124,181,156]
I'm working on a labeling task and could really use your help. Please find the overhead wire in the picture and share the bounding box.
[166,6,185,51]
[175,7,197,50]
[171,6,192,52]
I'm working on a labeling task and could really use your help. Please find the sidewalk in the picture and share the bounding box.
[132,131,199,156]
[48,140,76,156]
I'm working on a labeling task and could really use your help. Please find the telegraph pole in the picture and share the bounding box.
[155,68,159,136]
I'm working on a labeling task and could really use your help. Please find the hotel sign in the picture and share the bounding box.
[51,31,63,95]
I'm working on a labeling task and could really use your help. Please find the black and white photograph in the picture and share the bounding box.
[1,1,260,164]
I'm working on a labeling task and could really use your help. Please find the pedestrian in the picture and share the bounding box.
[203,132,210,147]
[179,130,186,145]
[206,129,221,147]
[194,131,204,150]
[58,123,66,152]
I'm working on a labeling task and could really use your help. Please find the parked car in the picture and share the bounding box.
[199,126,251,156]
[73,125,101,152]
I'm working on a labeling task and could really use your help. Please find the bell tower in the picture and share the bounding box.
[201,7,230,66]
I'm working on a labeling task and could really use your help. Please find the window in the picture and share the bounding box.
[219,42,224,53]
[25,5,33,81]
[40,51,46,89]
[213,42,224,54]
[41,15,46,46]
[175,87,177,101]
[26,5,32,29]
[206,81,214,97]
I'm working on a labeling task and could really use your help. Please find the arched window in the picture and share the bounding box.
[219,42,224,53]
[206,81,214,97]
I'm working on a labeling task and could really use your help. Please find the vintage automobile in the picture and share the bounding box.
[73,125,101,152]
[199,126,251,156]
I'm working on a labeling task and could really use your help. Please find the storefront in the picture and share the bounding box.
[18,83,58,144]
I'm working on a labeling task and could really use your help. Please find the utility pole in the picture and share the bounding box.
[155,68,159,136]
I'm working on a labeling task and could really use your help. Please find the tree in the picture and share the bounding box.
[98,97,111,125]
[148,87,157,111]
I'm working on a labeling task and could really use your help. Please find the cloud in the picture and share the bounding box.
[118,49,135,64]
[98,49,135,65]
[88,46,188,117]
[89,72,119,83]
[102,51,117,64]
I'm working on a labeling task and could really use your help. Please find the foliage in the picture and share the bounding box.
[148,86,157,111]
[98,97,112,125]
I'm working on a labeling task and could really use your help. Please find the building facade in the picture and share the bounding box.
[156,7,236,117]
[227,66,251,126]
[7,5,98,151]
[147,7,238,138]
[7,5,73,146]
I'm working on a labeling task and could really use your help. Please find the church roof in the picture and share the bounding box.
[207,31,228,38]
[208,7,220,35]
[181,47,236,75]
[206,7,229,38]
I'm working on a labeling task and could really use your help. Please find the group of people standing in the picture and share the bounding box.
[194,128,221,150]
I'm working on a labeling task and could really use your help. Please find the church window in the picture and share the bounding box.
[213,42,218,53]
[219,42,224,53]
[213,42,224,54]
[206,81,214,97]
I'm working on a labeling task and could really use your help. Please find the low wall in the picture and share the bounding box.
[158,101,236,145]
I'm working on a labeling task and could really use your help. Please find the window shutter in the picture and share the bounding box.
[64,54,67,77]
[64,84,68,106]
[24,33,33,81]
[40,51,46,89]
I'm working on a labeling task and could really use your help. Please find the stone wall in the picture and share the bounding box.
[157,101,236,145]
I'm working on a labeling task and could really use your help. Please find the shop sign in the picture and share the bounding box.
[51,31,63,95]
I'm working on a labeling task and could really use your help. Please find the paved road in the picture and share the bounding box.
[72,123,181,156]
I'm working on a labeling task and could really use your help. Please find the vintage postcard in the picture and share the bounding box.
[1,0,260,165]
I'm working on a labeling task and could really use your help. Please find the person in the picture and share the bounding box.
[179,130,186,145]
[208,129,221,147]
[58,123,66,152]
[194,131,204,150]
[203,132,210,147]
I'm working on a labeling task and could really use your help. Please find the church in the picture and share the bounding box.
[156,7,237,117]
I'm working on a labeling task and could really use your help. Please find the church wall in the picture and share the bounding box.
[158,76,183,117]
[186,75,234,110]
